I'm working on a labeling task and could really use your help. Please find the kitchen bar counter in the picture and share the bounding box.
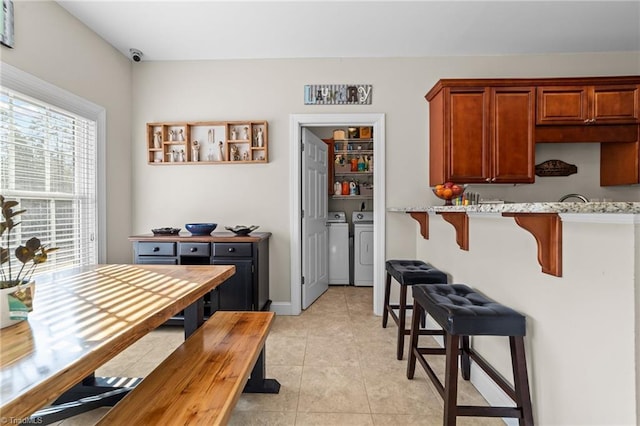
[393,203,640,425]
[389,201,640,214]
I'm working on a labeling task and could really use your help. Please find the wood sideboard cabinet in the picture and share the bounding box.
[129,232,271,325]
[426,76,640,186]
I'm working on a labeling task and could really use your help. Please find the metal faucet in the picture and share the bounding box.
[558,193,589,202]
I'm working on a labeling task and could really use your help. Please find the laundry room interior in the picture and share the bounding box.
[307,125,375,288]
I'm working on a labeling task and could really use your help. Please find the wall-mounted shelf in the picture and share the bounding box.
[146,120,268,165]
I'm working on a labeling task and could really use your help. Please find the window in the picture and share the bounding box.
[0,63,105,276]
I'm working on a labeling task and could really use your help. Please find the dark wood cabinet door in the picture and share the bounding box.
[537,85,639,125]
[592,85,640,124]
[491,87,535,183]
[214,259,252,311]
[446,88,490,183]
[536,86,588,125]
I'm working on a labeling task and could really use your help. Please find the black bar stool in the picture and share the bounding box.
[383,259,448,359]
[407,283,534,426]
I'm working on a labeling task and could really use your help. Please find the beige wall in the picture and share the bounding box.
[131,53,640,303]
[1,0,133,264]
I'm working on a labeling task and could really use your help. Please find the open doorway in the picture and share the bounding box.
[289,113,386,316]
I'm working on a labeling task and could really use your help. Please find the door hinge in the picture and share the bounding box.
[301,209,304,218]
[252,264,255,273]
[301,140,304,151]
[301,276,305,285]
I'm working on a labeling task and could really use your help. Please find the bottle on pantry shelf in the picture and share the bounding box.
[357,155,365,171]
[349,181,358,195]
[342,181,349,195]
[350,157,358,172]
[334,181,342,196]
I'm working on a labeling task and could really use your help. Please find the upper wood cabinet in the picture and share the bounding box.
[428,85,535,185]
[537,85,640,125]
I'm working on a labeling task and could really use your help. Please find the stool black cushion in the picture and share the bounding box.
[412,284,526,336]
[385,260,447,285]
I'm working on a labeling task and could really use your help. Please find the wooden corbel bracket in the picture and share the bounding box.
[408,212,429,239]
[436,212,469,251]
[502,212,562,277]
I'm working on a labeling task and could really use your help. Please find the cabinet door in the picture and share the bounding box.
[592,85,640,124]
[213,259,253,311]
[446,88,491,183]
[536,86,588,125]
[491,87,535,183]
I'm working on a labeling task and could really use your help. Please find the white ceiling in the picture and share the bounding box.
[56,1,640,62]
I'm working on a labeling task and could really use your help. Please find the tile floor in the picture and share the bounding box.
[53,286,501,425]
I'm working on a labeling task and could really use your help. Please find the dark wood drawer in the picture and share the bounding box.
[213,243,252,257]
[179,242,211,257]
[137,242,176,256]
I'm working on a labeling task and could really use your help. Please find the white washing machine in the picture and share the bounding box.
[328,212,349,285]
[352,211,374,287]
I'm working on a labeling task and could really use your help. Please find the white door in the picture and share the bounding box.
[301,128,329,309]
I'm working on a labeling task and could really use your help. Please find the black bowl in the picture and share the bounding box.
[225,225,259,236]
[185,223,217,236]
[152,227,181,235]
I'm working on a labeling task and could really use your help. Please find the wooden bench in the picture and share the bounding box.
[97,311,276,426]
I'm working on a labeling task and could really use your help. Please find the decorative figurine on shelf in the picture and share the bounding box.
[179,129,185,141]
[208,128,214,144]
[243,127,249,140]
[169,129,175,141]
[242,151,249,161]
[167,150,175,162]
[230,128,237,140]
[192,141,200,162]
[218,141,225,161]
[153,131,161,148]
[208,149,214,162]
[231,145,240,161]
[256,128,264,147]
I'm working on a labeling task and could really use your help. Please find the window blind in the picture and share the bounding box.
[0,88,98,277]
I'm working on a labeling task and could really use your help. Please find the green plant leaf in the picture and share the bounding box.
[0,247,8,264]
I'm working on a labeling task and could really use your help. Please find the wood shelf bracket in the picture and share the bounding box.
[502,213,562,277]
[436,212,469,251]
[408,212,429,239]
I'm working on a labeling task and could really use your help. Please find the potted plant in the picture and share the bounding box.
[0,195,58,328]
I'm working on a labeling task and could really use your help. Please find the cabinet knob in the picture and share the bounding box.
[228,247,235,252]
[584,119,590,123]
[190,247,197,252]
[485,178,491,182]
[153,247,160,252]
[491,177,496,182]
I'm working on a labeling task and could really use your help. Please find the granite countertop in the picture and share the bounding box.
[389,202,640,214]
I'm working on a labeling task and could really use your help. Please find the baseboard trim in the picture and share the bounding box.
[269,301,295,316]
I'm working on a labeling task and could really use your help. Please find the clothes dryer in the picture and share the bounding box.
[328,212,349,285]
[352,211,374,286]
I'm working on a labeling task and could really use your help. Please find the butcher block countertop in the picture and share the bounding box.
[129,231,272,242]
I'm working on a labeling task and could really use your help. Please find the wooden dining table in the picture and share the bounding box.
[0,263,236,423]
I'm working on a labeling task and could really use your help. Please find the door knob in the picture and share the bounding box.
[228,247,235,252]
[190,247,197,252]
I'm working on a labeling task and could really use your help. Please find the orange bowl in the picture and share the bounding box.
[432,185,466,205]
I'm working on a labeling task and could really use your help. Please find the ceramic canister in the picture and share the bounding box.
[334,181,342,195]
